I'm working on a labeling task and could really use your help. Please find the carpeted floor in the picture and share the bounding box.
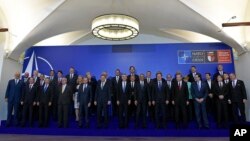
[0,116,230,137]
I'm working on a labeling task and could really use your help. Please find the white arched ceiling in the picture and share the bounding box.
[180,0,249,46]
[162,29,219,43]
[0,6,9,50]
[35,30,89,46]
[0,0,66,51]
[245,1,250,47]
[0,0,248,60]
[36,28,218,46]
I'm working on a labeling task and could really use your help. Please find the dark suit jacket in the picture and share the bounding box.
[135,82,150,103]
[128,81,137,99]
[188,72,201,83]
[117,81,131,104]
[21,84,38,104]
[152,81,169,102]
[33,77,40,87]
[171,81,189,103]
[22,77,29,84]
[37,85,53,104]
[166,80,173,100]
[213,82,228,101]
[205,80,215,94]
[78,84,92,105]
[213,71,226,81]
[153,78,166,84]
[95,81,111,103]
[145,78,153,101]
[229,80,247,102]
[66,74,78,92]
[49,76,58,87]
[5,79,24,103]
[58,85,73,105]
[127,74,139,82]
[191,81,208,99]
[111,76,122,96]
[88,77,97,98]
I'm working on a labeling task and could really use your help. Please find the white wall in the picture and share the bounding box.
[235,52,250,121]
[0,57,22,124]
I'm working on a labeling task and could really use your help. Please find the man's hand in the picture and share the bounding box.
[37,102,39,106]
[228,99,231,104]
[128,100,131,105]
[33,102,36,106]
[21,101,24,105]
[88,102,91,107]
[148,101,151,106]
[166,100,169,105]
[200,98,204,103]
[94,101,97,106]
[134,100,138,106]
[172,101,175,105]
[152,101,155,106]
[243,99,247,103]
[107,101,111,105]
[219,95,224,100]
[117,100,120,106]
[186,101,189,105]
[208,93,213,98]
[195,98,200,103]
[48,102,52,106]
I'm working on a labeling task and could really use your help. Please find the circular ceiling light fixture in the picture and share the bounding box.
[92,14,139,41]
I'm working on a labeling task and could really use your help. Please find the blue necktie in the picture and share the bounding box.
[123,82,126,93]
[198,82,201,91]
[158,81,162,90]
[44,85,47,93]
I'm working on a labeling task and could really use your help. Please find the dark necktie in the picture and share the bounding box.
[83,84,86,92]
[233,81,236,88]
[123,82,126,93]
[158,81,162,90]
[141,82,144,87]
[29,85,32,91]
[198,82,201,91]
[178,82,181,90]
[116,76,119,83]
[44,85,48,93]
[101,82,104,89]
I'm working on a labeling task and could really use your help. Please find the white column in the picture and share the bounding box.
[0,47,22,125]
[235,53,250,121]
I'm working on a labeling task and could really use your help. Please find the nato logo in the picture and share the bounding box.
[178,50,192,64]
[22,51,54,77]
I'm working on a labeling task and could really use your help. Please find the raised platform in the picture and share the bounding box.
[0,117,230,137]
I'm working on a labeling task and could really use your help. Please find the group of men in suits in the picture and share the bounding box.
[5,65,248,129]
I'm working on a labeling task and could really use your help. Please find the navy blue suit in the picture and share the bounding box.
[95,80,111,127]
[5,79,24,126]
[152,80,169,128]
[117,81,131,128]
[229,80,247,123]
[78,84,92,126]
[57,85,73,128]
[135,81,150,128]
[21,84,38,127]
[37,84,53,127]
[191,81,209,128]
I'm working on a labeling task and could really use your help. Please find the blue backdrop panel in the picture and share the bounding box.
[22,43,235,78]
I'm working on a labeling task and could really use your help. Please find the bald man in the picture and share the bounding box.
[5,72,24,127]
